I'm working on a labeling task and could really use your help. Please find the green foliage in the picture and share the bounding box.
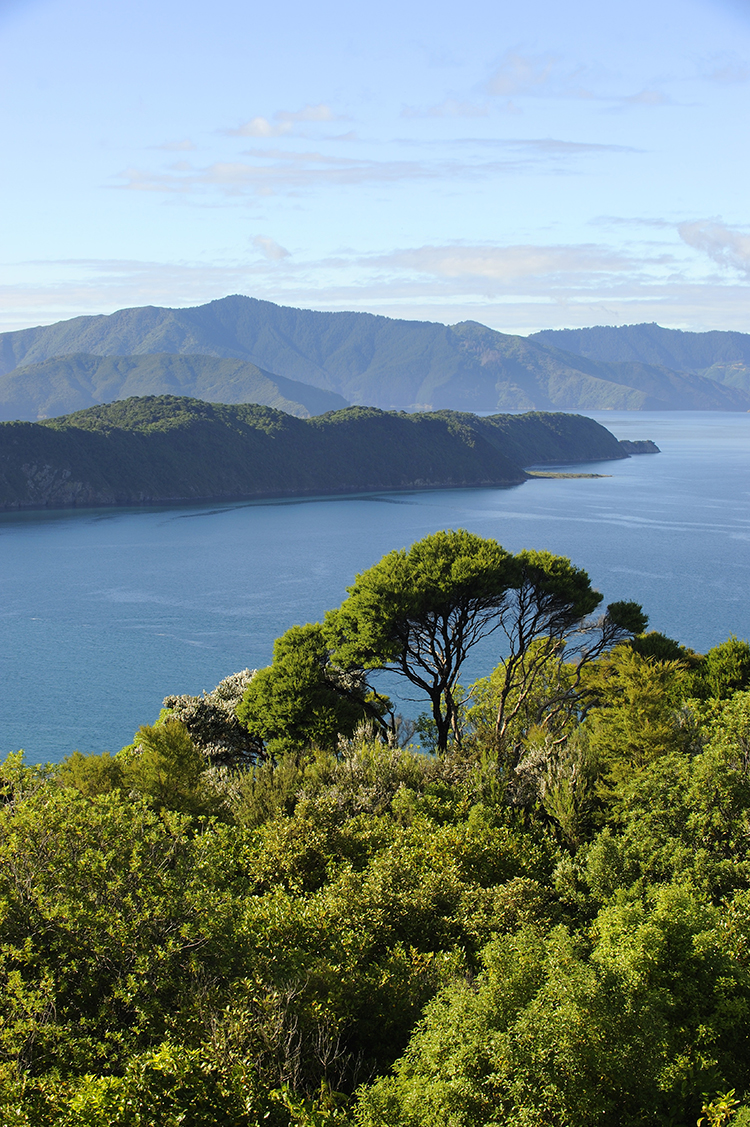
[0,351,349,425]
[0,780,245,1077]
[583,645,690,777]
[631,630,699,663]
[698,1090,741,1127]
[4,295,747,417]
[0,391,638,512]
[6,531,750,1127]
[238,624,380,755]
[358,887,750,1127]
[328,529,516,750]
[692,637,750,700]
[125,719,219,816]
[57,750,125,797]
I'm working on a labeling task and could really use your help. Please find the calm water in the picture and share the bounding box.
[1,411,748,764]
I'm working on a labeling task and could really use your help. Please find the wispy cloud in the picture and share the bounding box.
[484,52,558,97]
[224,103,344,138]
[152,139,197,152]
[376,242,639,287]
[619,89,670,106]
[2,240,750,336]
[679,218,750,274]
[401,98,490,119]
[479,51,673,110]
[115,152,447,196]
[700,52,750,83]
[114,134,634,200]
[252,236,290,261]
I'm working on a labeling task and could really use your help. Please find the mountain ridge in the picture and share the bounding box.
[0,352,349,422]
[531,322,750,393]
[1,297,748,415]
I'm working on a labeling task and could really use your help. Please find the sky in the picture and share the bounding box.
[1,0,750,334]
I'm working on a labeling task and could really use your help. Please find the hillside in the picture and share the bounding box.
[532,322,750,393]
[0,396,628,510]
[0,352,349,422]
[1,296,747,413]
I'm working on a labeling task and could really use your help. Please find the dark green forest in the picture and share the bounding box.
[0,398,628,510]
[4,530,750,1126]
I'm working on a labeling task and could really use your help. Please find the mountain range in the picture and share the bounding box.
[531,323,750,393]
[0,296,748,419]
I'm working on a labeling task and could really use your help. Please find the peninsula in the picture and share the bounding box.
[0,396,640,511]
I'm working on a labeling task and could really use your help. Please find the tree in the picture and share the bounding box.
[489,552,647,760]
[125,719,217,815]
[326,530,517,751]
[327,531,644,756]
[237,623,383,756]
[693,636,750,701]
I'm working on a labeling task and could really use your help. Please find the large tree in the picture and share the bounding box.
[326,531,644,755]
[326,529,518,751]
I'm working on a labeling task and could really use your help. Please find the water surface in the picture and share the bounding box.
[1,411,748,763]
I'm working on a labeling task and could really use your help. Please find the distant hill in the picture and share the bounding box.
[0,396,629,511]
[1,296,747,413]
[531,323,750,394]
[0,352,348,422]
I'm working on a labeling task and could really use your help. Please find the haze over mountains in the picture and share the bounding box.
[531,324,750,395]
[0,295,748,420]
[0,353,348,422]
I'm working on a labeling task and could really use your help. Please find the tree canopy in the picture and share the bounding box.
[326,530,517,750]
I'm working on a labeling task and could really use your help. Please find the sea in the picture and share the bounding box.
[1,410,748,765]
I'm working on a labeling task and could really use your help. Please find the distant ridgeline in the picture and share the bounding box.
[0,296,748,419]
[0,396,643,511]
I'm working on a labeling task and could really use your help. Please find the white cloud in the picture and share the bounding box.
[619,89,669,106]
[227,116,292,138]
[679,219,750,275]
[484,52,557,97]
[481,51,670,111]
[276,103,338,124]
[380,243,635,284]
[153,139,197,151]
[401,98,490,119]
[114,133,634,199]
[224,103,342,138]
[2,241,750,336]
[252,236,290,261]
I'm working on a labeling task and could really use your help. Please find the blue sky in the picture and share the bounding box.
[1,0,749,332]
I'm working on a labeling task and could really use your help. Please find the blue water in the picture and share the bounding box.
[1,411,748,765]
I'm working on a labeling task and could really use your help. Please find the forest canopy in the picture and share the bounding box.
[3,530,750,1127]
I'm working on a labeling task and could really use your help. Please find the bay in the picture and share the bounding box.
[1,410,748,765]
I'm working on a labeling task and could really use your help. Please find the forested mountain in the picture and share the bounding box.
[3,528,750,1126]
[0,352,349,422]
[1,296,747,415]
[532,322,750,393]
[0,396,629,510]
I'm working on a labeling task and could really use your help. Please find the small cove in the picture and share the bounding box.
[1,410,748,764]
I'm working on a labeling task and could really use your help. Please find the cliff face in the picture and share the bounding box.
[0,397,629,511]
